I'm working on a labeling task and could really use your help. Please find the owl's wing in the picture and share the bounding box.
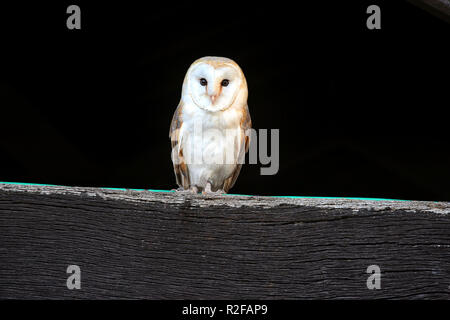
[169,102,190,189]
[223,105,252,193]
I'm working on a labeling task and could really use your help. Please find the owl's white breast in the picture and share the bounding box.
[179,95,244,189]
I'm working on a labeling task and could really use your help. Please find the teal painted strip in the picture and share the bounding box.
[0,182,173,193]
[0,181,59,187]
[0,181,408,201]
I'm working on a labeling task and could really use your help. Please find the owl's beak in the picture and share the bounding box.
[210,94,218,104]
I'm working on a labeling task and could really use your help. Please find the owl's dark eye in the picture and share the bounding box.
[221,79,230,87]
[200,78,207,86]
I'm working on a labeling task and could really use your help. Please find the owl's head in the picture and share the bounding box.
[182,56,247,112]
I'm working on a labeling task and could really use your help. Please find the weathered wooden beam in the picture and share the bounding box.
[0,182,449,299]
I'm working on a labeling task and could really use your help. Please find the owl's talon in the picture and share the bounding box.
[190,186,199,194]
[173,187,197,194]
[202,182,213,194]
[202,182,226,195]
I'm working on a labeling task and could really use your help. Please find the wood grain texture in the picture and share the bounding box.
[0,183,449,299]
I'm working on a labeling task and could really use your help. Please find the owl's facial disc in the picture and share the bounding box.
[189,63,241,112]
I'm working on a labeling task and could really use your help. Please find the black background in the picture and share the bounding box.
[0,0,449,201]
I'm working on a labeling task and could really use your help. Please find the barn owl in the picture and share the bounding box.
[169,56,251,194]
